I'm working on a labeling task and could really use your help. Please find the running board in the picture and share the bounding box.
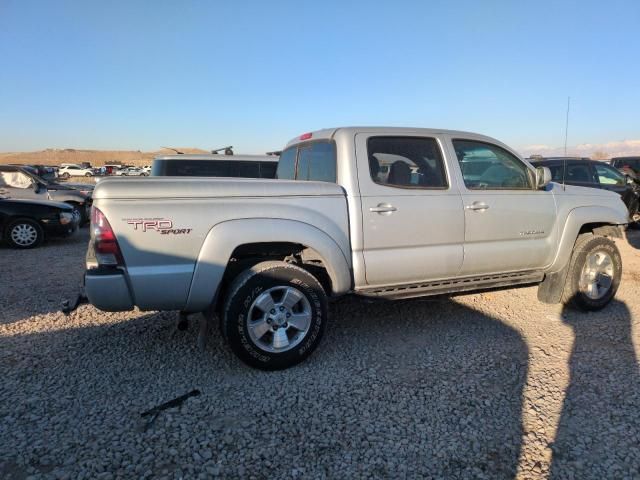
[356,270,545,300]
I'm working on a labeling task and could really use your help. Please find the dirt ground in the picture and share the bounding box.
[1,229,639,479]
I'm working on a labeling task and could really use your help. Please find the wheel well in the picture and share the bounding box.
[214,242,333,312]
[578,222,624,239]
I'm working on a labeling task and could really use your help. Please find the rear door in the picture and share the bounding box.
[447,138,557,274]
[356,134,464,286]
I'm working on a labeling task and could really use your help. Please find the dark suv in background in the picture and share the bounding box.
[530,157,640,224]
[611,156,640,182]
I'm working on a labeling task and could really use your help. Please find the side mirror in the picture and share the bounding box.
[32,181,41,193]
[536,166,552,189]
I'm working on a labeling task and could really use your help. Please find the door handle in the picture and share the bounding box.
[465,202,489,211]
[369,203,397,214]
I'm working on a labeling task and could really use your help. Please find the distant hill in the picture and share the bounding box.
[0,147,209,167]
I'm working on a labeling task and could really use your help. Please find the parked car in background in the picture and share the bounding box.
[115,166,147,176]
[0,196,79,248]
[530,158,640,224]
[84,127,628,370]
[611,156,640,182]
[58,164,94,178]
[14,164,58,182]
[0,165,92,225]
[151,154,278,178]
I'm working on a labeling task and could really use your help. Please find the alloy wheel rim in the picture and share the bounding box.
[11,224,38,246]
[247,286,312,353]
[579,250,614,300]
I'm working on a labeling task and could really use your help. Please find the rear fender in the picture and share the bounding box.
[184,218,352,312]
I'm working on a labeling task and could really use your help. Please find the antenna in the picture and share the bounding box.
[562,96,570,191]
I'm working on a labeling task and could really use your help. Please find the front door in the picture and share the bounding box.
[356,134,465,286]
[448,138,558,275]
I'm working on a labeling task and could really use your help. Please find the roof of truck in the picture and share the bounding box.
[284,126,506,148]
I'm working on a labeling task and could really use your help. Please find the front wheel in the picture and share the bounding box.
[222,261,328,370]
[85,172,92,177]
[561,234,622,311]
[61,172,70,179]
[4,218,44,249]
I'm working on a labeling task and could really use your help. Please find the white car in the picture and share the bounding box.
[115,167,147,176]
[58,164,94,178]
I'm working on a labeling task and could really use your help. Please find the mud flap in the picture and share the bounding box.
[537,265,569,304]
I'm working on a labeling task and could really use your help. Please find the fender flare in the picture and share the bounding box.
[546,205,627,273]
[184,218,352,312]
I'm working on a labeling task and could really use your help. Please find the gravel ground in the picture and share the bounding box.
[1,229,639,480]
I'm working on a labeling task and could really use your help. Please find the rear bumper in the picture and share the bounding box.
[84,268,134,311]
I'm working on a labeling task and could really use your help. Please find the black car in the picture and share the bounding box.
[610,156,640,182]
[530,158,640,224]
[0,165,92,225]
[0,197,79,248]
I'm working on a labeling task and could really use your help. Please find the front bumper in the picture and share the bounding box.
[84,267,135,311]
[44,217,80,237]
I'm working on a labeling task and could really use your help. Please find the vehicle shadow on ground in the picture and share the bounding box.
[549,299,640,478]
[0,297,529,479]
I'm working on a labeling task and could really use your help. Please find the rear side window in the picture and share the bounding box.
[367,136,447,188]
[276,141,337,182]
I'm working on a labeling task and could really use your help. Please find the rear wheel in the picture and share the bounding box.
[84,172,92,177]
[4,218,44,249]
[61,172,70,179]
[222,261,328,370]
[561,234,621,310]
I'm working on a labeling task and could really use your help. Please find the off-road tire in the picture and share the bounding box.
[561,234,621,311]
[222,261,328,370]
[4,218,44,249]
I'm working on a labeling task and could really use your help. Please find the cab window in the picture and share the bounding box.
[276,141,337,182]
[367,136,447,188]
[453,140,533,190]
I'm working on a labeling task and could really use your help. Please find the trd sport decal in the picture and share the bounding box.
[124,218,192,235]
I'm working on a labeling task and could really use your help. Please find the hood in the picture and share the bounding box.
[553,182,620,198]
[0,197,74,210]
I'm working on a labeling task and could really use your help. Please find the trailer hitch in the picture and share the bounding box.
[61,288,88,315]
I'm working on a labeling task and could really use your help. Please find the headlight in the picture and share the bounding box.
[60,212,74,225]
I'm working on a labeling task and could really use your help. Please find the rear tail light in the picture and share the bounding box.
[91,207,124,266]
[299,132,313,140]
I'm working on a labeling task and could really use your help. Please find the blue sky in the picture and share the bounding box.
[1,0,639,155]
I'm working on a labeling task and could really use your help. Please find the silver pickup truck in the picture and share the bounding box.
[84,127,628,369]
